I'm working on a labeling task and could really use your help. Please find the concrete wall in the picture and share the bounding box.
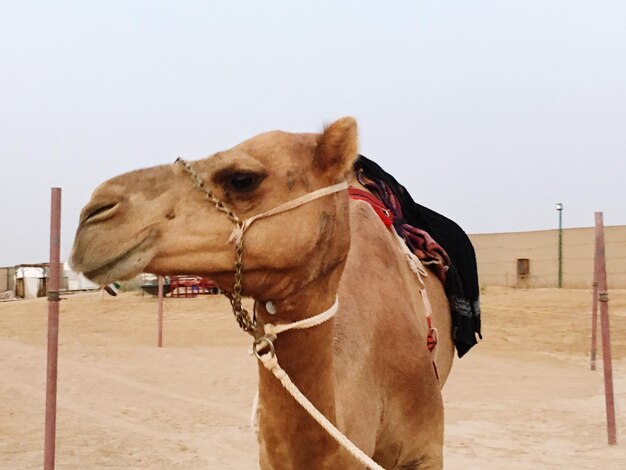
[469,225,626,289]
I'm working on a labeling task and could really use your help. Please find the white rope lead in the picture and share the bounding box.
[249,298,339,433]
[258,352,385,470]
[252,296,385,470]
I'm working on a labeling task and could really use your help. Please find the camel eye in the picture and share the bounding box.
[214,167,267,195]
[228,172,259,192]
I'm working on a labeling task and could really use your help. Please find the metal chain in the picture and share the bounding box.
[175,157,257,336]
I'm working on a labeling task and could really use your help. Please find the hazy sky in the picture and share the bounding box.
[1,1,625,267]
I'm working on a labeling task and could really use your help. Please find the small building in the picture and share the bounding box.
[14,264,48,299]
[1,262,99,300]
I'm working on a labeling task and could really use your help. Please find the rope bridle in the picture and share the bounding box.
[175,157,256,335]
[175,157,348,337]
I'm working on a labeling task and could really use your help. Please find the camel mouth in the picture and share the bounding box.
[81,233,157,285]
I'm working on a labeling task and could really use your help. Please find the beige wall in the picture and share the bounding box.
[469,225,626,289]
[0,269,8,292]
[0,267,15,292]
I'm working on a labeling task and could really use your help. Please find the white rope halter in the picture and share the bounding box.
[229,182,348,246]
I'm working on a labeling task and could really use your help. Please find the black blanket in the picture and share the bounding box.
[355,155,482,357]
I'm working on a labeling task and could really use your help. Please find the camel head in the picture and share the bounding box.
[71,117,358,300]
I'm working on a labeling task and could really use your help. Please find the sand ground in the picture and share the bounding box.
[1,287,624,469]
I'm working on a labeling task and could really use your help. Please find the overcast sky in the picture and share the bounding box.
[1,1,625,267]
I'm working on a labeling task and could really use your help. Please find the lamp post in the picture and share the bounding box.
[556,202,563,288]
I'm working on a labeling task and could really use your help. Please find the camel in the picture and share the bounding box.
[71,117,456,469]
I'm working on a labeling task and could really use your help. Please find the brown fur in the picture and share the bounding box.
[71,117,454,469]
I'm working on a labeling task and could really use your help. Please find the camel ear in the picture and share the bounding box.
[314,117,358,177]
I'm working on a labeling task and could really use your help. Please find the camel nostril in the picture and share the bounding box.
[82,202,120,224]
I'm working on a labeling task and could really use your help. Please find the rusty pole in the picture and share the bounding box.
[590,236,599,371]
[594,212,617,445]
[157,275,164,347]
[44,188,61,470]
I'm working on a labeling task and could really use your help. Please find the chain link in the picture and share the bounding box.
[175,157,257,335]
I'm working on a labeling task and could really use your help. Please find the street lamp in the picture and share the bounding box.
[556,203,563,288]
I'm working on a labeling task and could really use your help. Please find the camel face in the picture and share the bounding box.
[71,118,358,293]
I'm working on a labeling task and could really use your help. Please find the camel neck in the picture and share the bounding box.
[254,267,347,468]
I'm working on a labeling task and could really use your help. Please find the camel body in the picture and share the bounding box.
[71,118,455,469]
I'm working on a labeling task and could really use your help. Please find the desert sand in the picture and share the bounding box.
[1,287,624,469]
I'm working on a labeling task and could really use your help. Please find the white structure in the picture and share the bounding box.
[63,262,99,291]
[15,266,46,299]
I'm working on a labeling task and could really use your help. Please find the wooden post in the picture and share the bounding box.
[44,188,61,470]
[157,275,164,348]
[594,212,617,445]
